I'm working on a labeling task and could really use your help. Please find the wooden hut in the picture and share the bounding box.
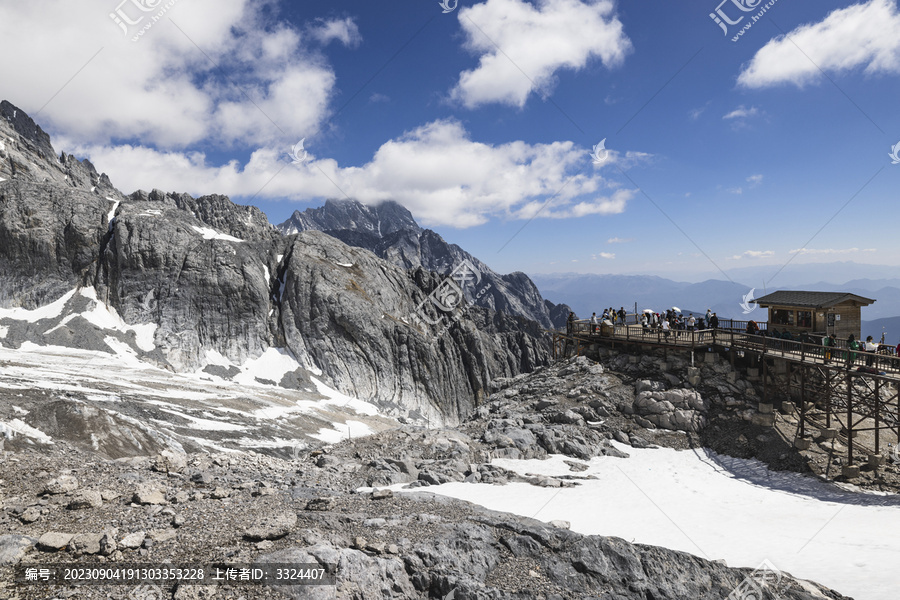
[753,291,875,340]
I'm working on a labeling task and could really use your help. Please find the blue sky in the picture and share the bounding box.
[1,0,898,282]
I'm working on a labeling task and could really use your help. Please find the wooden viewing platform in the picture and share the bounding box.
[553,317,900,474]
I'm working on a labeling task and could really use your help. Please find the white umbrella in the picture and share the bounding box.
[643,309,653,314]
[671,306,682,313]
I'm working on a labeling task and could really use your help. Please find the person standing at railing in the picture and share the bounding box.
[823,334,834,363]
[706,308,712,324]
[662,318,671,342]
[567,311,575,336]
[710,313,719,340]
[590,312,597,334]
[687,314,696,331]
[865,336,877,367]
[847,334,859,366]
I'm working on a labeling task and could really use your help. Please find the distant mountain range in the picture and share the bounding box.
[531,272,900,342]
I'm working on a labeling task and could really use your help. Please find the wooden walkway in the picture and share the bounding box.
[556,320,900,377]
[553,319,900,472]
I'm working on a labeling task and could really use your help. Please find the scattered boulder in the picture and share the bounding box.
[153,450,188,474]
[37,532,73,552]
[68,533,105,555]
[20,506,42,523]
[243,512,298,541]
[0,535,37,565]
[133,484,167,505]
[67,490,103,510]
[45,475,78,495]
[119,531,146,550]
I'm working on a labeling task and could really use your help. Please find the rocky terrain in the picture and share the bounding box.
[279,199,571,330]
[0,98,881,599]
[0,101,550,426]
[0,354,855,600]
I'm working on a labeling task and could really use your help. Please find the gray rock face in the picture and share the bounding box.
[0,102,551,426]
[278,198,572,329]
[0,182,110,308]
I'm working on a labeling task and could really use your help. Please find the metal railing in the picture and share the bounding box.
[563,319,900,376]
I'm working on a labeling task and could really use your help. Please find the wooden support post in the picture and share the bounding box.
[825,368,832,429]
[763,358,769,405]
[847,373,853,466]
[875,378,881,453]
[799,365,806,439]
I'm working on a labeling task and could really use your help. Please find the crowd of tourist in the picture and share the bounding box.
[565,308,898,371]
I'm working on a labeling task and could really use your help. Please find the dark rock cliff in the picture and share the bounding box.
[0,101,550,425]
[279,199,572,330]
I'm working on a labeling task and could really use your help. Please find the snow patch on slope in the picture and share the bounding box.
[192,226,244,243]
[0,419,53,444]
[0,289,76,322]
[400,444,900,600]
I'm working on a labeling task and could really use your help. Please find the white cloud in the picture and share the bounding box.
[592,252,615,259]
[727,187,743,195]
[789,248,877,255]
[746,174,763,187]
[738,0,900,88]
[689,104,709,120]
[308,17,362,47]
[0,1,338,148]
[607,237,633,244]
[452,0,632,108]
[68,120,634,228]
[723,105,759,120]
[729,250,775,260]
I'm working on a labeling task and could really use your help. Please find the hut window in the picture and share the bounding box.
[773,309,794,326]
[797,311,812,328]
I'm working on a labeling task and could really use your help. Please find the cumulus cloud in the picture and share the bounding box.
[452,0,632,108]
[308,17,362,47]
[738,0,900,88]
[66,120,634,228]
[729,250,775,260]
[592,252,615,259]
[723,105,759,120]
[607,237,633,244]
[0,1,338,148]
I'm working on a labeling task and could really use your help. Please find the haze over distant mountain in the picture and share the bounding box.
[279,200,571,330]
[532,272,900,340]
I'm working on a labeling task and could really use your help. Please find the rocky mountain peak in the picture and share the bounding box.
[0,99,56,164]
[0,100,120,199]
[278,198,571,329]
[281,198,421,236]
